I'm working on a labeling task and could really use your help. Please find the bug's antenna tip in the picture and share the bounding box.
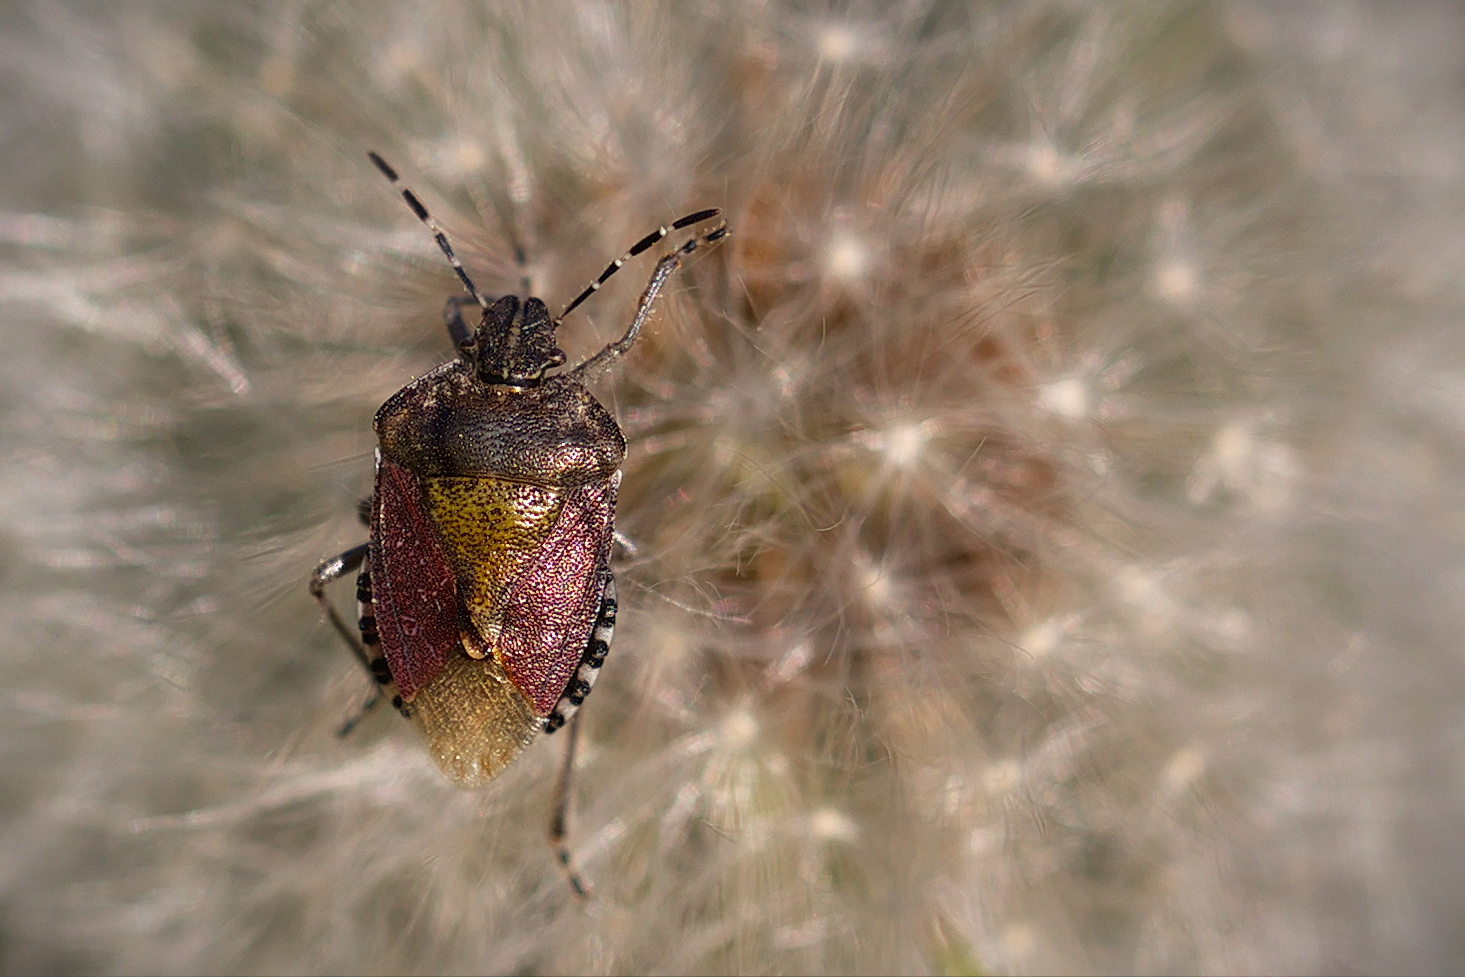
[367,151,398,181]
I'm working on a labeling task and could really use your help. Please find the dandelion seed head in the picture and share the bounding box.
[814,24,860,64]
[1188,421,1300,512]
[808,807,858,843]
[877,420,927,469]
[1001,923,1036,957]
[2,3,1460,974]
[1215,421,1255,471]
[855,558,893,607]
[1115,565,1178,635]
[719,708,760,751]
[1026,141,1076,187]
[1116,565,1163,608]
[767,641,813,685]
[1018,616,1068,660]
[452,140,487,176]
[1038,377,1090,419]
[1152,256,1200,306]
[1164,747,1206,791]
[820,231,870,283]
[982,759,1022,796]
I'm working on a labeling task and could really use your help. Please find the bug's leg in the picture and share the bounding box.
[337,556,394,736]
[309,542,371,670]
[443,293,479,349]
[611,529,638,559]
[565,216,730,386]
[337,688,383,737]
[311,543,393,735]
[547,708,591,900]
[543,570,616,898]
[355,495,372,526]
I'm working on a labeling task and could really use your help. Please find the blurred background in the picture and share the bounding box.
[1,2,1463,973]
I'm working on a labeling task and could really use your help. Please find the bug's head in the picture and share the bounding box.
[465,295,567,387]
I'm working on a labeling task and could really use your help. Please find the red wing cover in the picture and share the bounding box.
[496,478,616,715]
[370,457,459,700]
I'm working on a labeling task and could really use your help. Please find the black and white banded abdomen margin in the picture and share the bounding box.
[544,571,616,734]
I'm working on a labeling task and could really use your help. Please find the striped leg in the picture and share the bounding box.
[309,542,370,670]
[547,709,590,900]
[310,540,399,736]
[308,494,375,666]
[338,555,393,735]
[543,569,616,900]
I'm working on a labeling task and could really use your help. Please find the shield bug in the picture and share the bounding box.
[310,151,728,896]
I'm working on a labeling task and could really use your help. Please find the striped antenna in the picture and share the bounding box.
[558,208,722,322]
[368,152,488,310]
